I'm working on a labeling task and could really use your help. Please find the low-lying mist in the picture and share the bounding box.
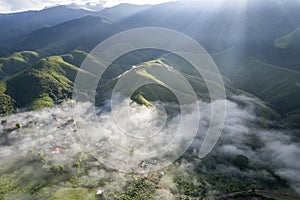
[0,95,299,194]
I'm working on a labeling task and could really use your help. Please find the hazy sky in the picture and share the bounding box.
[0,0,176,13]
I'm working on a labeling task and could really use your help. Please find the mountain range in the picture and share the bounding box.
[0,0,299,128]
[0,1,300,199]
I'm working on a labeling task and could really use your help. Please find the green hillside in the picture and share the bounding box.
[0,6,93,44]
[273,27,300,71]
[0,82,14,115]
[97,58,212,105]
[0,48,287,129]
[231,59,300,115]
[0,51,40,79]
[1,51,93,111]
[275,28,300,49]
[98,57,263,113]
[0,1,297,125]
[0,47,281,127]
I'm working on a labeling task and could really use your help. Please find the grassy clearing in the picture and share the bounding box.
[50,188,98,200]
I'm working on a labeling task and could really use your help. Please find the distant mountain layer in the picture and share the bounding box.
[0,16,122,56]
[0,6,94,43]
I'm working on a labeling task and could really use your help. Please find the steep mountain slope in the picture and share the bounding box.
[0,48,287,128]
[0,6,93,43]
[0,49,173,112]
[0,16,122,56]
[232,59,300,128]
[3,51,92,110]
[97,3,152,22]
[0,82,14,114]
[96,55,281,126]
[212,48,300,127]
[0,1,298,127]
[232,59,299,114]
[118,0,300,53]
[0,51,40,79]
[273,27,300,71]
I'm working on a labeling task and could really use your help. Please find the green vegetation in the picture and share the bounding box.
[234,59,300,115]
[117,177,156,200]
[275,28,300,49]
[232,155,250,170]
[256,191,300,200]
[0,82,14,115]
[4,54,84,109]
[0,93,14,115]
[0,50,99,111]
[275,33,294,49]
[203,173,250,193]
[0,48,266,119]
[50,188,98,200]
[228,192,274,200]
[0,51,40,79]
[175,175,206,197]
[62,50,88,67]
[31,93,54,110]
[131,92,153,107]
[98,58,229,106]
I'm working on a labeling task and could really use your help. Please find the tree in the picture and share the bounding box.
[232,155,249,170]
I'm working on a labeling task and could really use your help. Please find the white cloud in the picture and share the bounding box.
[0,0,100,13]
[103,0,176,7]
[1,95,300,194]
[0,0,175,13]
[0,0,12,13]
